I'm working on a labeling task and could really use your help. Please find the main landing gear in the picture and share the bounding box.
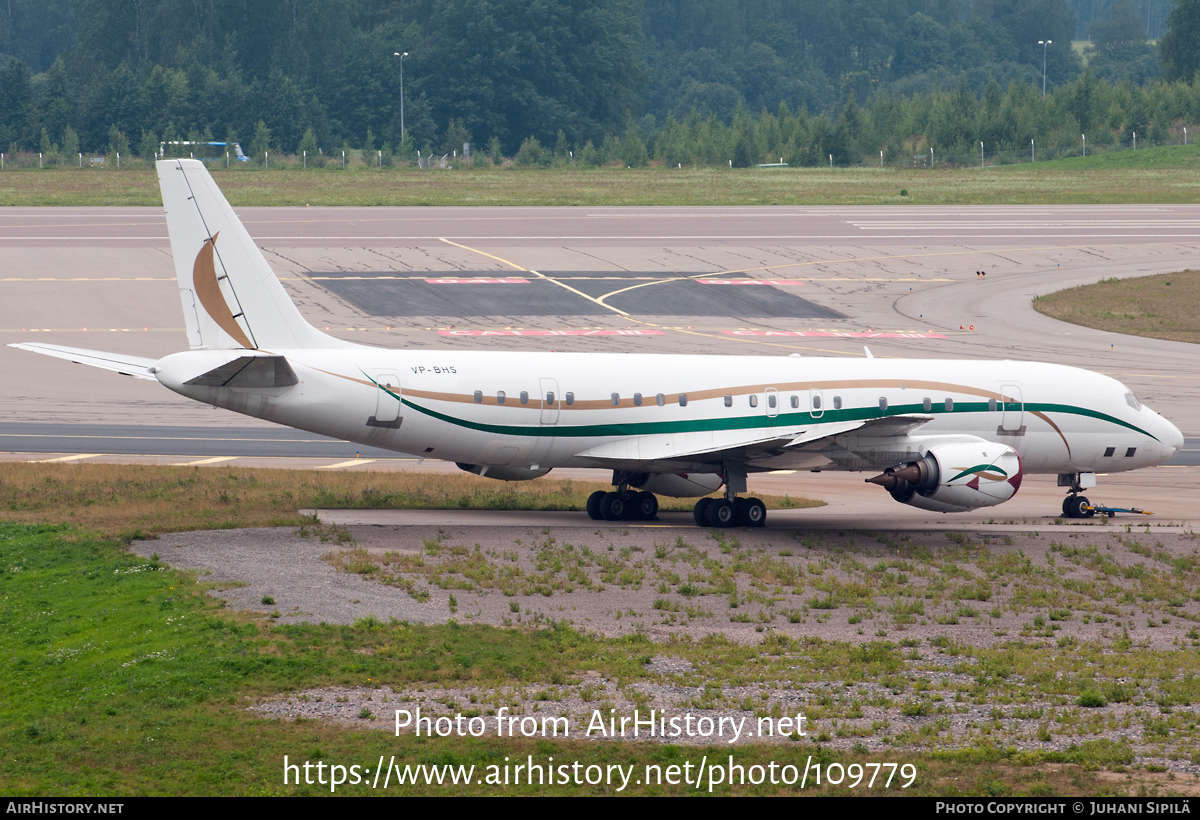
[586,467,766,527]
[586,489,659,522]
[692,496,767,528]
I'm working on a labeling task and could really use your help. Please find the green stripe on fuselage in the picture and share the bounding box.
[398,397,1157,442]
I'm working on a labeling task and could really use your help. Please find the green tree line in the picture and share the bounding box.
[2,0,1199,163]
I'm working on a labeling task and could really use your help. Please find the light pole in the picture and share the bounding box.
[1038,40,1052,97]
[394,52,409,138]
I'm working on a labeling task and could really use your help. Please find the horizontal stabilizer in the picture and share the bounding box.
[8,343,158,380]
[184,355,298,388]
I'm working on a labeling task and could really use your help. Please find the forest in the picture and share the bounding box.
[1,0,1198,166]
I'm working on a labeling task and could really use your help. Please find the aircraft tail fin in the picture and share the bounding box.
[156,159,350,350]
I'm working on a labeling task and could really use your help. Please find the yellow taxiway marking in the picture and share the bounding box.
[32,454,101,463]
[173,456,238,466]
[319,459,378,469]
[439,237,631,317]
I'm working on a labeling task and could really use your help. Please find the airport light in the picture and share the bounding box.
[394,52,409,137]
[1038,40,1052,97]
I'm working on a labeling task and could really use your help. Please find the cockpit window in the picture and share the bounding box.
[1124,392,1141,411]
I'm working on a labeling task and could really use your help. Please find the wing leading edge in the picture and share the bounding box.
[7,343,159,380]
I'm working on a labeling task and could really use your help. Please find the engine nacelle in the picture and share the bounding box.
[456,463,551,482]
[867,441,1023,513]
[628,472,724,498]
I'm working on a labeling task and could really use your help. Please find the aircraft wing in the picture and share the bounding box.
[574,414,935,470]
[8,343,159,380]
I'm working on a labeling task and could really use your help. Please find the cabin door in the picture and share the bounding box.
[1000,384,1024,432]
[373,373,402,425]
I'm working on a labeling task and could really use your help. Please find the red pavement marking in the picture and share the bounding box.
[438,329,666,337]
[424,278,531,284]
[721,330,948,339]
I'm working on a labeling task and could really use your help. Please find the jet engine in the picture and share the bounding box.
[457,463,551,481]
[866,441,1023,513]
[627,472,724,498]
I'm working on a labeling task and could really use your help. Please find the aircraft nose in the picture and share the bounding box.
[1164,417,1184,456]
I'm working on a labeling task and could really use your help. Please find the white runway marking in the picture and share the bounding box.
[173,456,238,466]
[318,458,378,469]
[32,453,101,463]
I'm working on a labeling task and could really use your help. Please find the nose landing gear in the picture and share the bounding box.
[1063,494,1094,519]
[1059,472,1097,519]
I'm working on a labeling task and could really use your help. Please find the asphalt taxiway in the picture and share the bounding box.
[2,203,1197,525]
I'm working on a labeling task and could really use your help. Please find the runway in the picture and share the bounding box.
[2,202,1197,524]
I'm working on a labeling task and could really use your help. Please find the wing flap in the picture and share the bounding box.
[8,343,158,380]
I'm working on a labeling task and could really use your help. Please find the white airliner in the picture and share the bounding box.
[11,160,1185,527]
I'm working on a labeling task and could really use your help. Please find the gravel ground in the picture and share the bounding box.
[138,521,1200,768]
[138,522,1200,649]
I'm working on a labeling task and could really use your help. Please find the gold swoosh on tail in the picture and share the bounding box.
[193,232,255,349]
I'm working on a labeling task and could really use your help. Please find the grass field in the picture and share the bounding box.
[5,521,1199,796]
[1034,270,1200,345]
[2,144,1199,206]
[0,462,822,539]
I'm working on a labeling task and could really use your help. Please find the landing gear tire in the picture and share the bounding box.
[600,492,627,521]
[586,490,606,521]
[693,498,713,527]
[706,498,736,528]
[738,497,767,528]
[1062,496,1072,518]
[630,491,658,521]
[1065,495,1094,519]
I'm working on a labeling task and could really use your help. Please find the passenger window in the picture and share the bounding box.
[565,392,574,406]
[724,395,732,407]
[791,395,799,409]
[633,393,643,406]
[768,394,777,408]
[879,397,887,410]
[678,394,688,406]
[520,391,529,405]
[497,391,506,405]
[749,395,758,408]
[611,393,620,406]
[988,398,997,411]
[473,390,483,403]
[945,398,953,411]
[1103,447,1115,457]
[833,396,842,410]
[545,392,555,404]
[656,393,665,406]
[812,395,821,409]
[1125,447,1137,458]
[922,397,931,412]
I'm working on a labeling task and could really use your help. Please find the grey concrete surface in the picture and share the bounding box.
[3,204,1197,451]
